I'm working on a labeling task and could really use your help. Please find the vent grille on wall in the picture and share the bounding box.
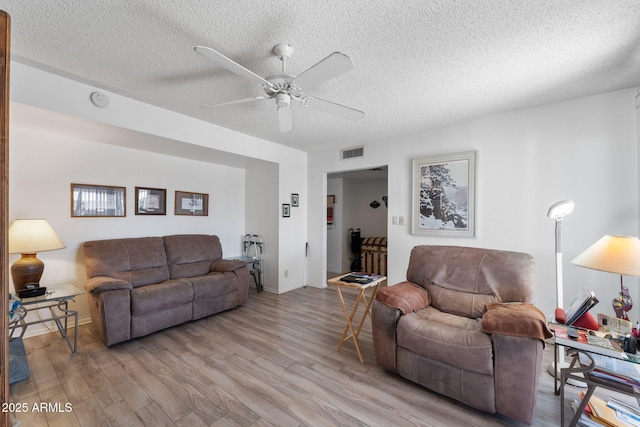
[341,146,364,160]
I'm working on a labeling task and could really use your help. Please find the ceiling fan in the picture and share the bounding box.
[194,43,365,133]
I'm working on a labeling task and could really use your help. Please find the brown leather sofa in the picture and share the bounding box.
[82,234,249,346]
[372,245,546,424]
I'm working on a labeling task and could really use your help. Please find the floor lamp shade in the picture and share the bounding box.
[8,219,65,292]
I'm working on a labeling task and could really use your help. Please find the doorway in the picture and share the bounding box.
[326,166,388,278]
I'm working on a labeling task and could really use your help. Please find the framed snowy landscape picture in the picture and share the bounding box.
[412,151,476,237]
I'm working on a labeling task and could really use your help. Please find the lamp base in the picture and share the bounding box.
[613,285,633,321]
[11,253,44,292]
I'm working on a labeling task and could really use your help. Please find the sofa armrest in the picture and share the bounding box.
[375,281,431,314]
[211,259,247,273]
[84,276,132,293]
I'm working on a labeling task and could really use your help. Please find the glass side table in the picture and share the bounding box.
[9,284,84,355]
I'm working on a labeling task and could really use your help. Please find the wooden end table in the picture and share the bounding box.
[328,273,386,363]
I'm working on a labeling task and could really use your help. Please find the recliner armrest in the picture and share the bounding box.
[375,281,431,314]
[481,302,552,341]
[84,276,132,293]
[372,300,402,373]
[211,259,247,273]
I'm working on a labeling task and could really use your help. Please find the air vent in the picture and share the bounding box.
[340,146,364,160]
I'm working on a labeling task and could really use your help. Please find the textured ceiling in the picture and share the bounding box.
[1,1,639,152]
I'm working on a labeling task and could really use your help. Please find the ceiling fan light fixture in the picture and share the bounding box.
[276,93,291,109]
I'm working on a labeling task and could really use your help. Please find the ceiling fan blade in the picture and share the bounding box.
[304,97,364,121]
[293,52,353,90]
[277,106,294,133]
[194,46,274,89]
[200,96,269,109]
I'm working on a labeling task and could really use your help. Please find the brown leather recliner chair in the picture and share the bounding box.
[372,245,548,424]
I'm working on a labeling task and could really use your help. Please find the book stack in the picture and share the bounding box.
[571,393,640,426]
[578,352,640,384]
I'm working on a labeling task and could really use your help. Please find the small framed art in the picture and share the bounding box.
[175,191,209,216]
[282,203,290,218]
[71,183,126,217]
[135,187,167,215]
[291,193,299,207]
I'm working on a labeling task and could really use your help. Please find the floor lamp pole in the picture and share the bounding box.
[554,220,566,366]
[545,200,583,386]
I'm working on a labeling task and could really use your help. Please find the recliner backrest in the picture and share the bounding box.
[406,245,535,319]
[163,234,223,279]
[83,237,170,287]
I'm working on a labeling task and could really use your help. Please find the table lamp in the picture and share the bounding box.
[8,219,65,292]
[572,235,640,321]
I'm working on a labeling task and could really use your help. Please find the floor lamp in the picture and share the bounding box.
[545,200,583,385]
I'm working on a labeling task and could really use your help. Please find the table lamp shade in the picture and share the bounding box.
[571,235,640,277]
[8,219,65,292]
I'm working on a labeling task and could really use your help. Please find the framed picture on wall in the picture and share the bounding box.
[282,203,290,218]
[71,183,126,217]
[175,191,209,216]
[135,187,167,215]
[411,151,476,237]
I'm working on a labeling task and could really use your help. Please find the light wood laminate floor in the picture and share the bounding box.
[8,286,626,426]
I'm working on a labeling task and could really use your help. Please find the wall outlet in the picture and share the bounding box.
[392,216,398,225]
[398,216,405,225]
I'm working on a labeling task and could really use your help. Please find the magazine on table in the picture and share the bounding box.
[339,273,383,285]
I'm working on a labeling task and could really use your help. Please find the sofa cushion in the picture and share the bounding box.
[164,234,223,278]
[131,279,194,316]
[396,306,494,375]
[406,246,535,319]
[83,237,170,287]
[188,272,239,299]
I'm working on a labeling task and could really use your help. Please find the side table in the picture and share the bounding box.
[560,349,640,427]
[328,273,386,363]
[10,284,84,355]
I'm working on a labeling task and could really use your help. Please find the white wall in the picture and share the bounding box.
[245,162,279,292]
[308,88,639,322]
[277,152,308,293]
[356,178,388,237]
[9,127,246,333]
